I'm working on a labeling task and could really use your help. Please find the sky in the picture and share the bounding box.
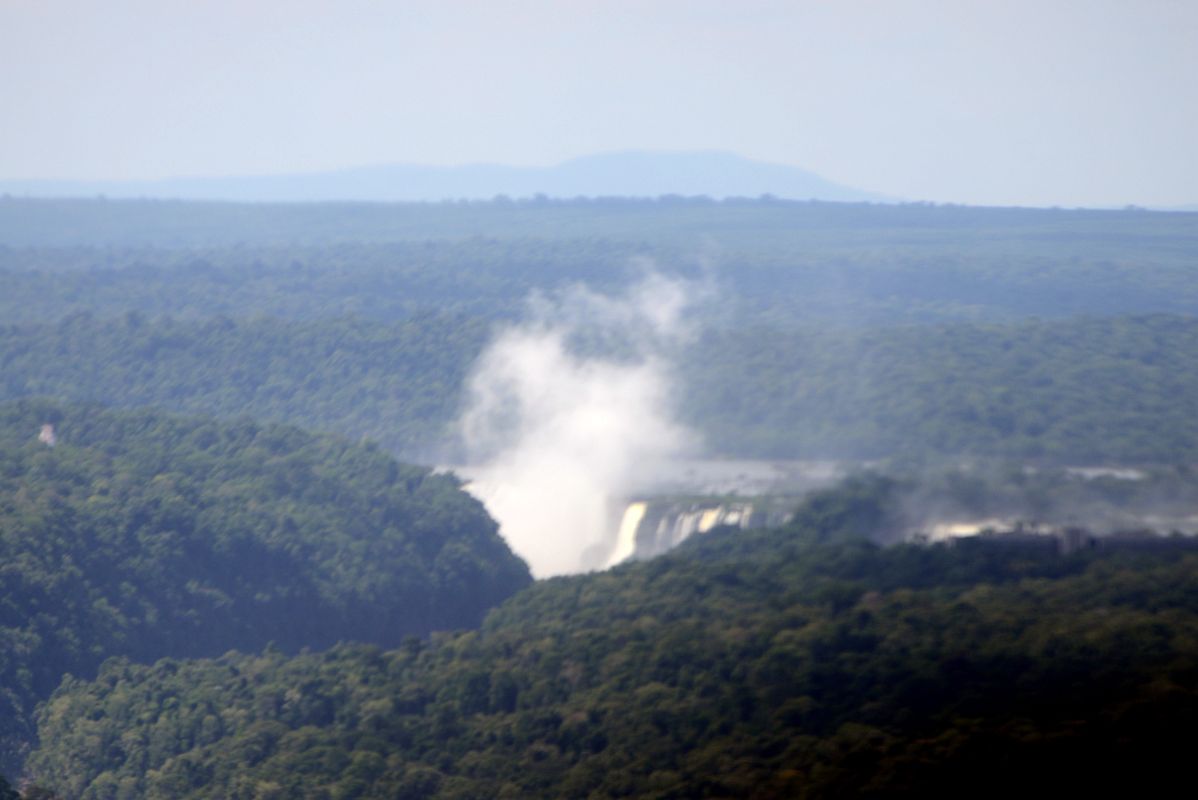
[1,0,1195,207]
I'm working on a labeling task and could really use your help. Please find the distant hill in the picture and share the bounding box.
[0,151,887,203]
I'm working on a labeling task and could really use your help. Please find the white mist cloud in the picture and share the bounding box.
[457,273,701,577]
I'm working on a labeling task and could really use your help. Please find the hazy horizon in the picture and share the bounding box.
[2,0,1196,208]
[0,149,897,206]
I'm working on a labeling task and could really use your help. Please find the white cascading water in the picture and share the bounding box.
[605,501,647,568]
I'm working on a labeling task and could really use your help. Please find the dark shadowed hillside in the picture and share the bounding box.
[0,400,530,775]
[24,479,1198,798]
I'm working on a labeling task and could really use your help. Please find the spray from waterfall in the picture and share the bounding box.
[455,273,702,578]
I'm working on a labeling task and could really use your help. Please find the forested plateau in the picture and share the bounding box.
[2,196,1195,257]
[2,198,1197,465]
[3,205,1198,326]
[3,313,1198,463]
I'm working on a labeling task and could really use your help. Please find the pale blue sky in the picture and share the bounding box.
[2,0,1195,207]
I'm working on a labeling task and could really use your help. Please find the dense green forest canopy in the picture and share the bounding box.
[24,478,1198,798]
[0,240,653,326]
[1,197,1196,794]
[1,197,1196,465]
[2,196,1196,253]
[1,199,1196,466]
[0,314,490,458]
[3,212,1198,326]
[0,400,530,776]
[2,313,1197,464]
[688,313,1198,462]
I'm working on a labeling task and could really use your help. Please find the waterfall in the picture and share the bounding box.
[698,507,723,533]
[606,501,648,568]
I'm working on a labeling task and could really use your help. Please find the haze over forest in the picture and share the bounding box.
[1,1,1197,797]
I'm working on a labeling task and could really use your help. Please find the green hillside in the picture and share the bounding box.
[0,401,530,775]
[24,481,1198,798]
[3,195,1197,795]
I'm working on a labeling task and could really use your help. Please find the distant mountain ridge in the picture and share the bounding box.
[0,151,888,203]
